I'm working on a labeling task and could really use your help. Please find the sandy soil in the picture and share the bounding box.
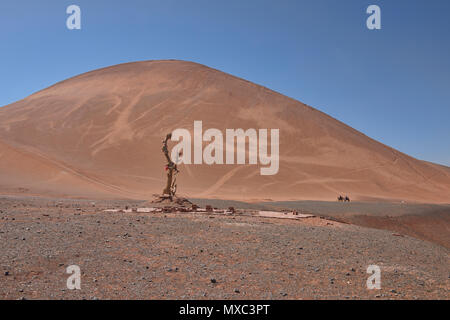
[0,60,448,300]
[0,60,449,203]
[257,200,450,249]
[0,196,448,300]
[191,198,450,248]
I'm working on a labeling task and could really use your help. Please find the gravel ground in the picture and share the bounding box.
[0,196,448,300]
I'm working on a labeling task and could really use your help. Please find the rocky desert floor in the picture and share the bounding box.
[0,195,448,300]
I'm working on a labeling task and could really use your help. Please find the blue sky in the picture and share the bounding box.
[1,0,449,165]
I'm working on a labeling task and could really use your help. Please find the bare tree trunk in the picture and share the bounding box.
[161,133,178,197]
[163,169,173,195]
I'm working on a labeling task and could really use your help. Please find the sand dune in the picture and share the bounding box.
[0,60,449,203]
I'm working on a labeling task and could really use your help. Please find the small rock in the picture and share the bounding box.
[210,278,217,284]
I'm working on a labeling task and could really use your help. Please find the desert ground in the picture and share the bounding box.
[0,60,449,300]
[0,195,448,300]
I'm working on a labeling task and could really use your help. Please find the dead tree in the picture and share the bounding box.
[161,133,179,198]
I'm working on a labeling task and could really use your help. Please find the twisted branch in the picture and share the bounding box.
[162,133,179,198]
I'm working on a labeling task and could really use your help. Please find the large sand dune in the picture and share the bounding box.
[0,60,449,203]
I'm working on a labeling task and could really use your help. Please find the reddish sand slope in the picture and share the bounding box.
[0,60,449,202]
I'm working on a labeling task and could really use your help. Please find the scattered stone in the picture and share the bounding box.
[210,278,217,284]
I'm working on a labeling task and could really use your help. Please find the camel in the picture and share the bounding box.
[338,195,350,202]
